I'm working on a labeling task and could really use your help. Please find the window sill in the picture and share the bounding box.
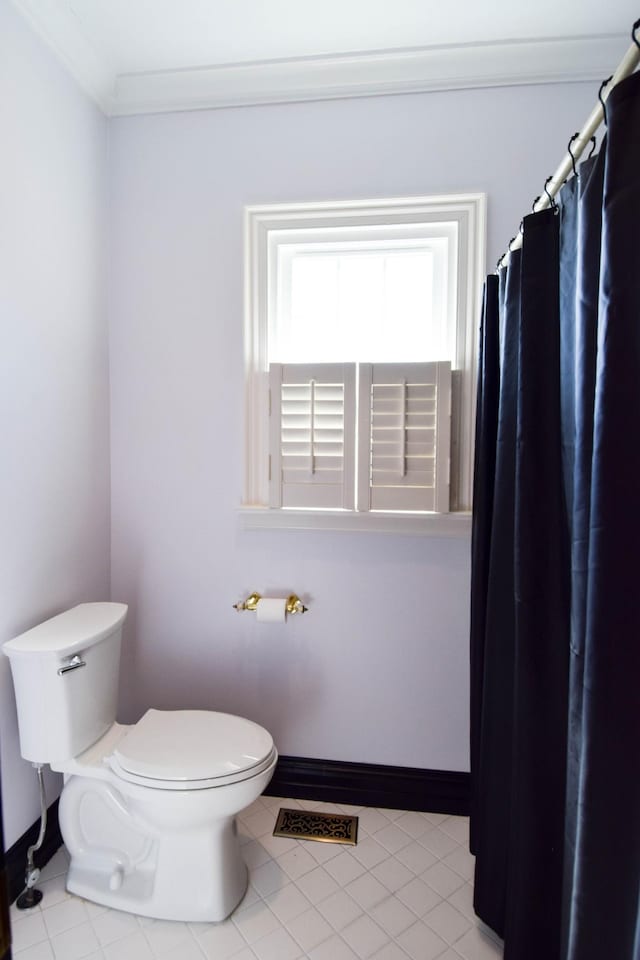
[238,506,472,537]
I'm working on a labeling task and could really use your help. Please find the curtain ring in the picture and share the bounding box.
[587,136,597,160]
[632,18,640,50]
[598,75,613,125]
[544,176,557,211]
[567,132,580,178]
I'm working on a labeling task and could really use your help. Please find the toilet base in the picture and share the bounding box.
[57,760,276,922]
[65,847,248,923]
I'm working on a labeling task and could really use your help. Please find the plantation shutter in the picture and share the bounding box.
[357,361,451,513]
[269,363,356,509]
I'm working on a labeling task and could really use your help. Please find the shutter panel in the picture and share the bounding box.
[357,362,451,513]
[269,363,356,509]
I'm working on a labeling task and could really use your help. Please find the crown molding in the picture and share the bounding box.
[8,2,627,118]
[112,35,626,116]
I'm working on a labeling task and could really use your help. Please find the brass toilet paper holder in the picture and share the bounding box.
[232,592,308,614]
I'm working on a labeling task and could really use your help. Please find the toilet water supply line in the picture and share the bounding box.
[16,763,47,910]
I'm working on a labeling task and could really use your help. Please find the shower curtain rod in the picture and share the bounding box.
[498,22,640,269]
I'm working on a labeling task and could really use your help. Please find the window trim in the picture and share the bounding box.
[243,194,486,519]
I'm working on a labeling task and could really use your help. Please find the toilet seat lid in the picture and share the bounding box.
[113,709,274,782]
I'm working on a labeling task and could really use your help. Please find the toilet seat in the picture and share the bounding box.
[107,709,276,791]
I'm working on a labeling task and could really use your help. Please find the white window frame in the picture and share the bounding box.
[242,195,486,534]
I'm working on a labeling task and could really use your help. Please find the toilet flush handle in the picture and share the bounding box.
[57,655,87,676]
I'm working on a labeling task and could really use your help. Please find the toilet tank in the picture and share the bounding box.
[2,603,128,764]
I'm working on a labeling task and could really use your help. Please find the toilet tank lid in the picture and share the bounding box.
[3,603,128,657]
[113,709,275,782]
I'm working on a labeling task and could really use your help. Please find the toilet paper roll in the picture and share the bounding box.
[256,598,287,623]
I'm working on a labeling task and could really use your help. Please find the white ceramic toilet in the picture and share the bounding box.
[3,602,277,922]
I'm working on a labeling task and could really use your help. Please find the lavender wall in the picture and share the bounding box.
[108,80,594,772]
[0,2,110,846]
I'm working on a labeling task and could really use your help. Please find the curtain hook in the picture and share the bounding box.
[567,132,580,178]
[544,176,557,211]
[531,194,542,213]
[598,75,613,125]
[632,18,640,50]
[587,136,597,160]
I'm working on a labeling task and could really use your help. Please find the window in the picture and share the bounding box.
[243,195,485,531]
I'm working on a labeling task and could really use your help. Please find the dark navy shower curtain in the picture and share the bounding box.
[470,69,640,960]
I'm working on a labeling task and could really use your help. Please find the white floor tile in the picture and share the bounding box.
[315,890,364,932]
[39,850,70,883]
[306,840,344,865]
[441,846,475,882]
[42,899,89,939]
[350,837,389,870]
[89,909,139,947]
[241,839,273,870]
[323,851,367,886]
[12,939,55,960]
[295,865,340,903]
[418,827,462,860]
[423,900,472,945]
[341,914,391,959]
[439,817,470,845]
[242,807,276,840]
[372,825,413,856]
[196,920,247,960]
[141,918,194,954]
[307,932,360,960]
[420,861,467,899]
[394,812,431,840]
[454,926,504,960]
[447,883,475,920]
[396,877,442,917]
[394,842,438,876]
[250,926,304,960]
[102,930,154,960]
[155,938,206,960]
[344,874,389,911]
[227,950,258,960]
[250,858,289,897]
[9,802,501,960]
[368,896,417,938]
[276,844,318,881]
[370,944,411,960]
[357,810,392,836]
[286,906,334,952]
[10,901,42,925]
[395,920,448,960]
[11,911,49,952]
[370,857,414,894]
[37,876,72,910]
[49,920,100,960]
[232,901,280,945]
[261,883,311,924]
[318,890,364,931]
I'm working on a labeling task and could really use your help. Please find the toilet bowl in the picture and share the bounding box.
[3,603,277,922]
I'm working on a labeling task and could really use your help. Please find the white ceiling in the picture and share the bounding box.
[11,0,640,116]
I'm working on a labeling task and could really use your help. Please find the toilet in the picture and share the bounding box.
[2,602,277,922]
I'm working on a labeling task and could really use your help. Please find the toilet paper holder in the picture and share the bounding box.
[232,592,308,614]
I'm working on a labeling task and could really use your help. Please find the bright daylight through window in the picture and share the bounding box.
[243,196,485,531]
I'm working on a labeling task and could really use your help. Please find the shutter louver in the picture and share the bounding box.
[358,362,451,513]
[269,363,356,509]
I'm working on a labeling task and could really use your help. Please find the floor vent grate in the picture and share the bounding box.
[273,807,359,845]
